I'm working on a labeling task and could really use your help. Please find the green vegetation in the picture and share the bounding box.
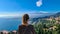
[32,18,60,34]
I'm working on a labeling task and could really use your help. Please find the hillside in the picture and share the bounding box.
[31,12,60,24]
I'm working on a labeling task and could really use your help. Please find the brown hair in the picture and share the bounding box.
[22,14,29,24]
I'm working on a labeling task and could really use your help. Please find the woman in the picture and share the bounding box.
[18,14,36,34]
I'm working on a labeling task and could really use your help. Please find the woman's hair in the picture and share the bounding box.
[22,14,29,24]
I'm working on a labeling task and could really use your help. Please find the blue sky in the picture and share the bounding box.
[0,0,60,12]
[0,0,60,17]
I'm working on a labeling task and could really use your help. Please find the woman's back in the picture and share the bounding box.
[18,25,36,34]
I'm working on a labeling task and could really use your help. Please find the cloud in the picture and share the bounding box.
[39,11,49,13]
[36,0,42,7]
[0,12,21,18]
[0,14,20,18]
[27,11,49,18]
[0,11,49,18]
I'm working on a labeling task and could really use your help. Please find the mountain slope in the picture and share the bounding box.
[31,12,60,24]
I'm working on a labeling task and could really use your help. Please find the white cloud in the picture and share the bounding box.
[0,12,22,18]
[39,11,49,13]
[36,0,42,7]
[0,14,20,18]
[28,11,49,18]
[0,11,49,18]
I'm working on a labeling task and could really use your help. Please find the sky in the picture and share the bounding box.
[0,0,60,17]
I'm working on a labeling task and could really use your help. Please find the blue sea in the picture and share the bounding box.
[0,18,21,31]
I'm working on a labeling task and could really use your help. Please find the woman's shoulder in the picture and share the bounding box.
[28,24,33,26]
[28,24,34,30]
[28,24,34,27]
[19,24,34,28]
[19,25,24,28]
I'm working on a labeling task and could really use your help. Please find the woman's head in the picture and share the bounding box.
[22,14,29,24]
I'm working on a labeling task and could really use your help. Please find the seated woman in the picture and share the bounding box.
[18,14,36,34]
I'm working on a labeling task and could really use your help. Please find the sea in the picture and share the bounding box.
[0,17,21,31]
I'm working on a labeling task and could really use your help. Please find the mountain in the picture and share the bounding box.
[41,12,60,18]
[31,12,60,23]
[50,12,60,17]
